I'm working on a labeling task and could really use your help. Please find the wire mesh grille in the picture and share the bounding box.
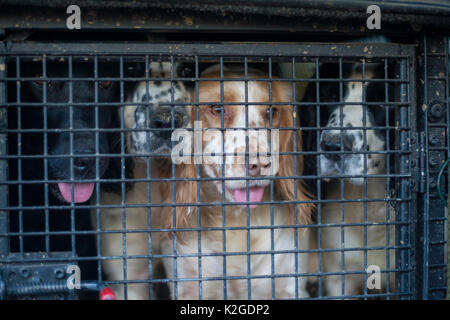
[0,42,417,299]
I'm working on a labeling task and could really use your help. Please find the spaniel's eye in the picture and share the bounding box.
[99,80,111,89]
[265,107,279,119]
[209,105,223,116]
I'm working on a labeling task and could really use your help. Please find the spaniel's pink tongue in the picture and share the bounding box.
[57,183,95,203]
[233,186,265,208]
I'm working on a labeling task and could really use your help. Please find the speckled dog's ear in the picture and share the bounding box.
[122,62,145,99]
[176,62,196,91]
[124,61,144,77]
[177,62,195,78]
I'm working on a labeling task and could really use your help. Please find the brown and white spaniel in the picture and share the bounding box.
[160,64,314,299]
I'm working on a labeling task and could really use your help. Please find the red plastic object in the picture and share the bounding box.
[100,287,116,300]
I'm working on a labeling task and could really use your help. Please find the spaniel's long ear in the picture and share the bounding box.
[162,157,199,241]
[272,81,314,226]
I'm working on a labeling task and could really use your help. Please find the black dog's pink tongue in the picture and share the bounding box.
[57,183,95,203]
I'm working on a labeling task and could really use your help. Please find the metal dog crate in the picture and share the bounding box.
[0,1,449,300]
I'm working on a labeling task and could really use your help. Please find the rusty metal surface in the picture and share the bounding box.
[0,0,449,17]
[0,1,449,32]
[1,41,415,60]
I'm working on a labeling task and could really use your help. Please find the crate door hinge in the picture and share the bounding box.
[411,132,426,193]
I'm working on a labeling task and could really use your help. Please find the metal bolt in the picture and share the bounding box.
[429,135,439,146]
[54,268,65,280]
[429,156,439,167]
[429,103,443,121]
[8,271,16,281]
[430,178,437,189]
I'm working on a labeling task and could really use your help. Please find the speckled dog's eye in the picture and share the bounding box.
[174,113,184,127]
[141,94,151,102]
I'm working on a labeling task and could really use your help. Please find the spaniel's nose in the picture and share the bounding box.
[248,162,271,176]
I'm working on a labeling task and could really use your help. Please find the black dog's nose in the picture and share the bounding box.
[73,157,95,176]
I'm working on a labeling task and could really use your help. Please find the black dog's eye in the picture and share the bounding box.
[99,80,111,89]
[34,74,53,87]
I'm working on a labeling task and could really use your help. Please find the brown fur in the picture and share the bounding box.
[91,160,172,300]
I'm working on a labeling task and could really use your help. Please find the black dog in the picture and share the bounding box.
[7,61,134,296]
[20,60,127,203]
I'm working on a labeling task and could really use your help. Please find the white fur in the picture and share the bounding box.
[161,194,311,299]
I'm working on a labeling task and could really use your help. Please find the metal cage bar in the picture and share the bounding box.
[0,43,8,259]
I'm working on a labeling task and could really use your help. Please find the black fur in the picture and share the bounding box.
[20,61,133,196]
